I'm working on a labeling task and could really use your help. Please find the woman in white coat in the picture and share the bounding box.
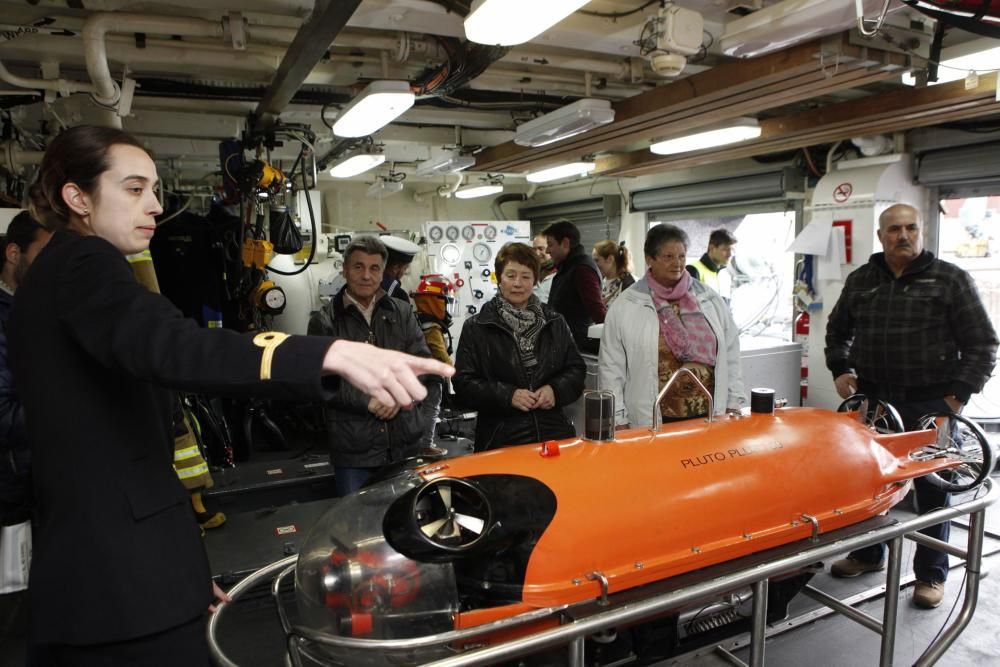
[599,224,745,428]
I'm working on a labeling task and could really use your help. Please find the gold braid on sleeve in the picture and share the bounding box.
[253,332,291,380]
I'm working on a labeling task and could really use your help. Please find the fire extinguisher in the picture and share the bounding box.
[794,311,810,405]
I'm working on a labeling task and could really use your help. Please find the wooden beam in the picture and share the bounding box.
[596,73,1000,177]
[473,33,908,174]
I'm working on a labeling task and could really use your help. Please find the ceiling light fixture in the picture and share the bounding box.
[649,119,762,155]
[526,161,597,183]
[464,0,592,46]
[332,80,415,138]
[515,98,615,148]
[902,45,1000,86]
[415,151,477,177]
[455,176,504,199]
[366,178,405,199]
[719,0,901,58]
[328,152,386,179]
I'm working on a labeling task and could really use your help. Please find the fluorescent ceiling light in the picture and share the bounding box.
[465,0,592,46]
[515,98,615,148]
[415,152,477,177]
[902,46,1000,86]
[526,162,597,183]
[650,120,761,155]
[455,183,503,199]
[719,0,900,58]
[332,81,414,138]
[328,153,385,178]
[366,179,404,199]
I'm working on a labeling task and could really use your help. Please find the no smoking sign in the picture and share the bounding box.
[833,183,853,203]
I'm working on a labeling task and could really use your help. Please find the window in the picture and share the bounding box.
[648,210,796,339]
[937,194,1000,419]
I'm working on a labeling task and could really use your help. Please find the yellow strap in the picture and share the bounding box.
[173,445,202,462]
[174,462,209,478]
[253,331,290,381]
[126,250,154,264]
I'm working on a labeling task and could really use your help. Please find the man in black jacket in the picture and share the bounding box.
[1,213,51,524]
[0,212,50,661]
[543,221,606,353]
[825,203,998,609]
[309,236,440,495]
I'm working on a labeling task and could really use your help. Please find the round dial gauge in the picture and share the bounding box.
[264,288,286,311]
[445,225,460,241]
[439,243,462,265]
[473,242,492,263]
[428,225,443,242]
[461,225,476,241]
[483,225,497,241]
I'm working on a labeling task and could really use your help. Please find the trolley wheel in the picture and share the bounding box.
[914,412,996,492]
[837,394,905,434]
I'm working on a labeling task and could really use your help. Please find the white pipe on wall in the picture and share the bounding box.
[0,59,97,96]
[82,12,226,104]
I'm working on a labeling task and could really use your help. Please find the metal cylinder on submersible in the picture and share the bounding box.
[750,388,775,414]
[584,390,615,441]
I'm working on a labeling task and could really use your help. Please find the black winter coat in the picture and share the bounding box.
[453,298,586,450]
[825,250,997,402]
[548,244,604,353]
[0,287,29,525]
[9,231,338,645]
[308,288,440,467]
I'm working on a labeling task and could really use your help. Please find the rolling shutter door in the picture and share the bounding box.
[519,195,622,250]
[631,169,803,220]
[916,141,1000,196]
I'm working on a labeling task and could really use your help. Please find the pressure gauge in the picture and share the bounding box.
[445,225,460,241]
[472,242,492,263]
[263,287,286,312]
[439,243,462,265]
[461,225,476,241]
[483,225,497,241]
[253,280,286,315]
[428,225,443,242]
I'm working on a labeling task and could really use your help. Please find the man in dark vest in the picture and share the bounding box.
[543,220,605,353]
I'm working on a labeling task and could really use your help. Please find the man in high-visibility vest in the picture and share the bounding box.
[686,229,737,305]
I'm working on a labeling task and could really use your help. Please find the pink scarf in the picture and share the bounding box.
[647,270,718,366]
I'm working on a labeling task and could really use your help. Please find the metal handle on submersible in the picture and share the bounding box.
[650,367,714,433]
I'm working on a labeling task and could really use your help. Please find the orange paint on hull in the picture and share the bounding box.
[422,408,953,612]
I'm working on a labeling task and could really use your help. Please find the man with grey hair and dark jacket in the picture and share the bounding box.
[825,202,997,609]
[309,235,441,495]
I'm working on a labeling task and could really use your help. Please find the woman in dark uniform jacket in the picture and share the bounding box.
[7,126,451,666]
[454,242,585,451]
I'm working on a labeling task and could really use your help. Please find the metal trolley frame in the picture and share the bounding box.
[208,479,996,667]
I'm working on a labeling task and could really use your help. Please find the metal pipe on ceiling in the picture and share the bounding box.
[82,12,227,105]
[253,0,364,130]
[500,51,633,79]
[0,58,96,97]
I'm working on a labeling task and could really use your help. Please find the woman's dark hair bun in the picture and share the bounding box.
[27,181,59,230]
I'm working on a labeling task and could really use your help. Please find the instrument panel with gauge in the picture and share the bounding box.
[422,221,531,335]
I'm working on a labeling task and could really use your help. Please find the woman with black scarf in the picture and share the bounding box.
[453,243,586,451]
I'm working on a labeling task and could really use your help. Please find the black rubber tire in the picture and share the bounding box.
[915,412,996,492]
[836,394,905,434]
